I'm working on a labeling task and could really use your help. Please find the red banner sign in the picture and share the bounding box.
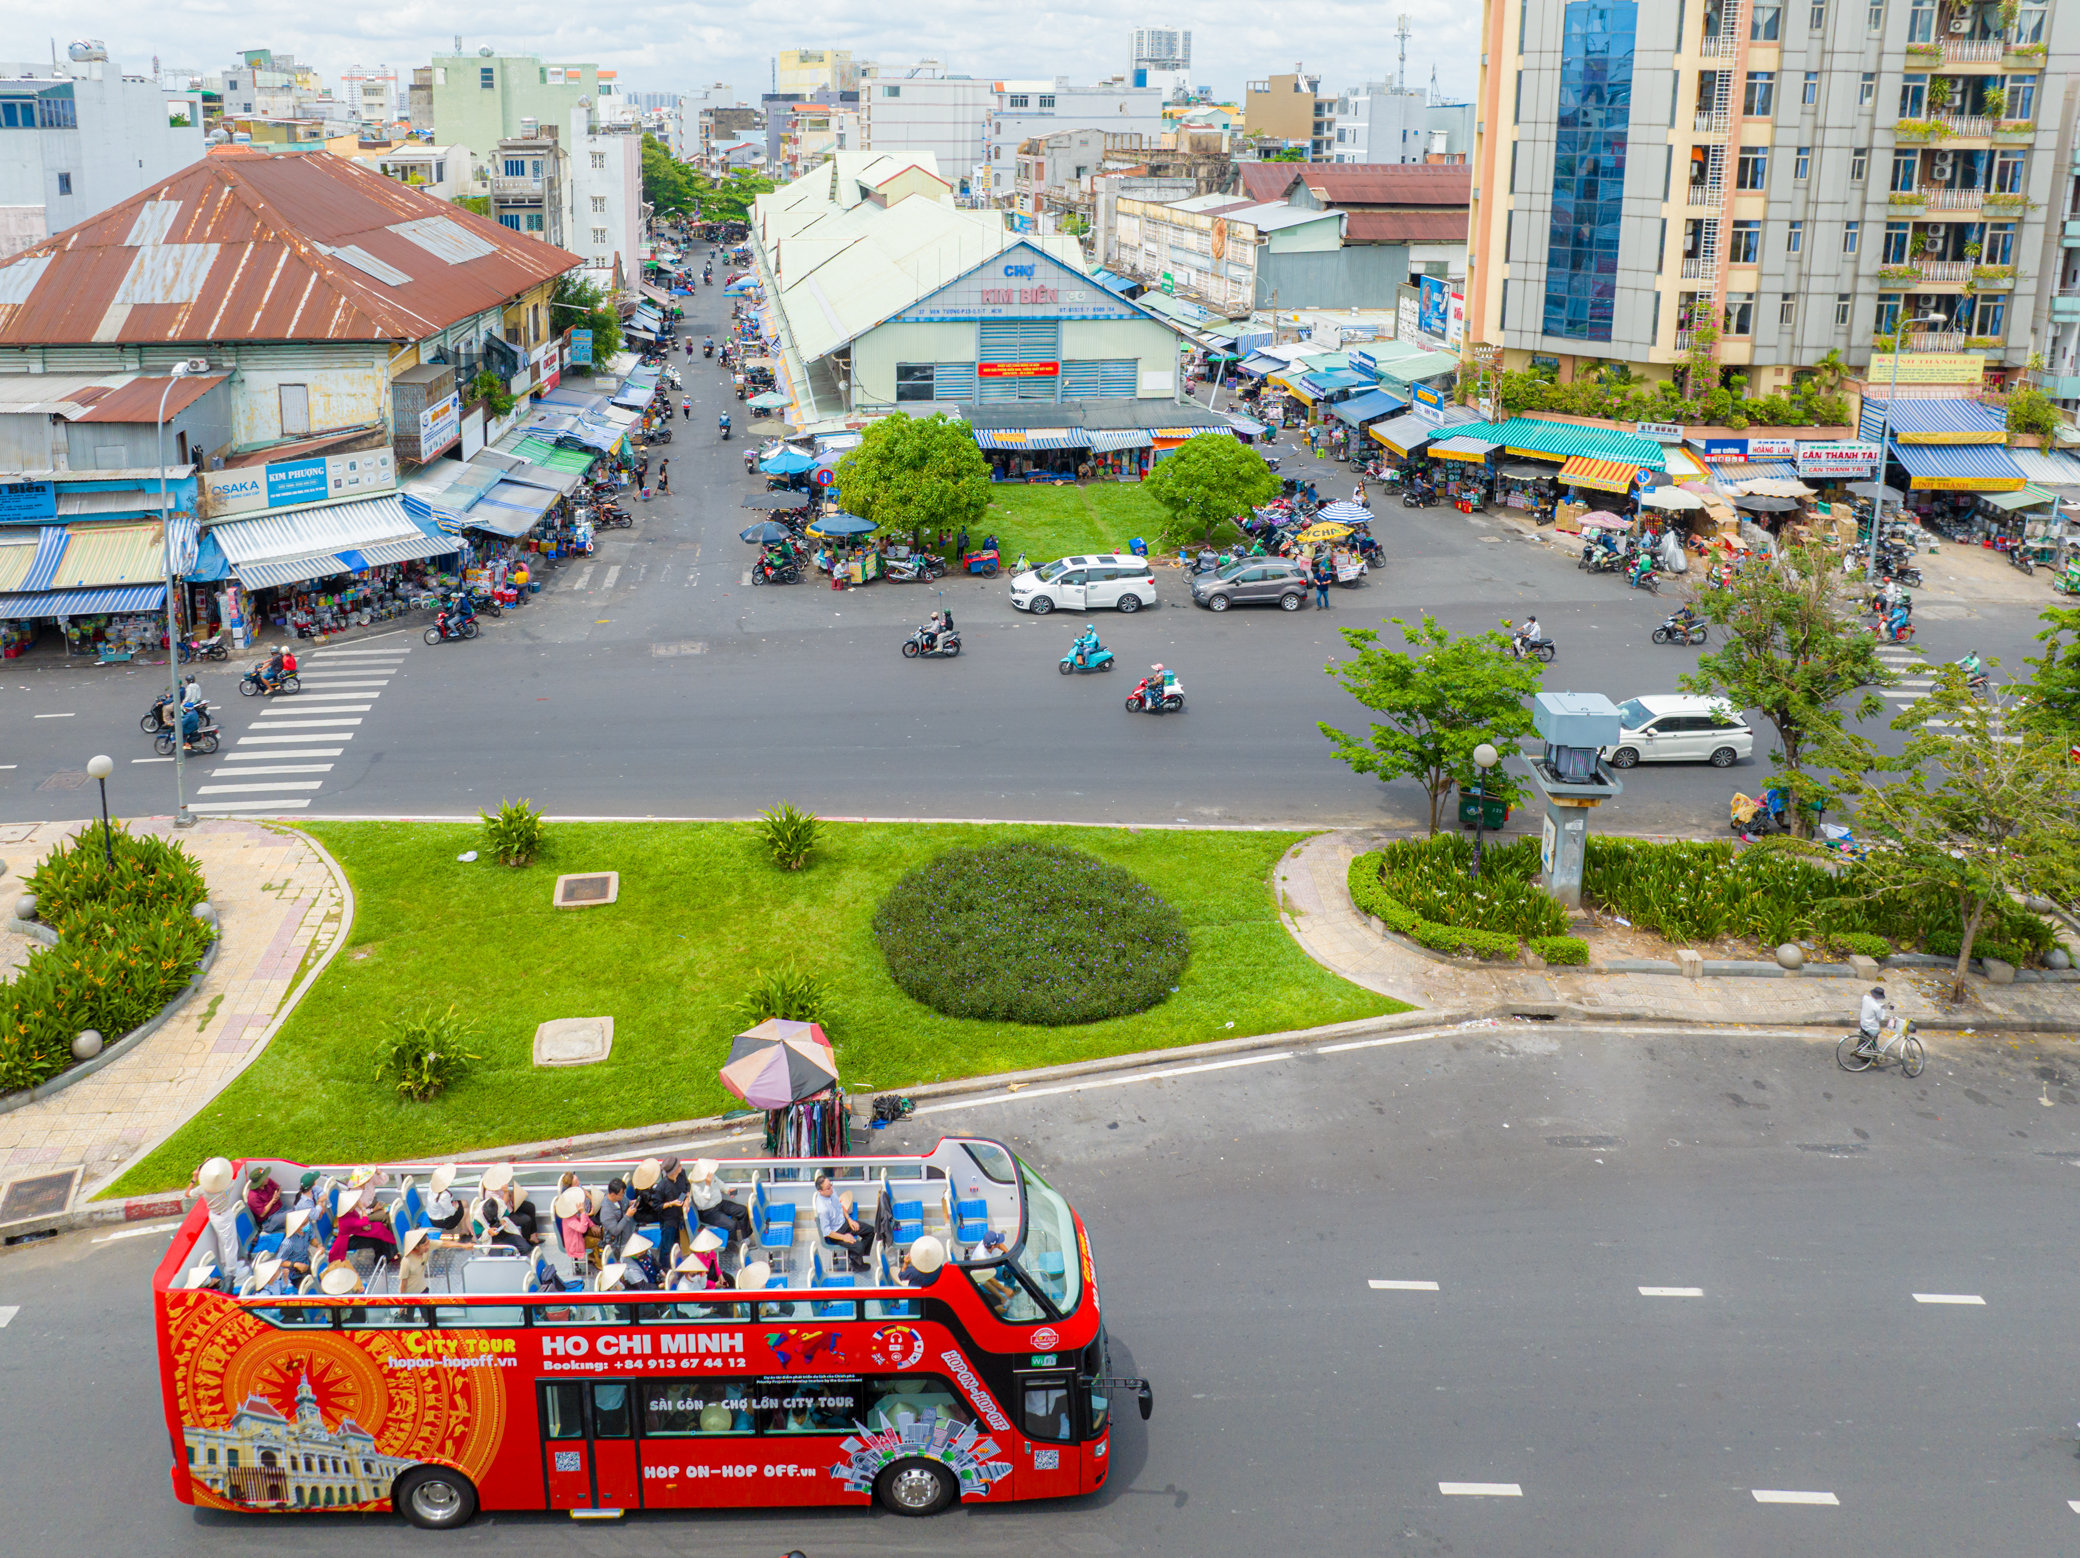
[977,361,1060,379]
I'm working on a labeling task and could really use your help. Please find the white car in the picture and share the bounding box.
[1009,554,1158,614]
[1606,694,1754,769]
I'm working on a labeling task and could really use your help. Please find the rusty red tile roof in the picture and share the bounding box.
[1236,162,1473,208]
[1342,211,1470,244]
[0,149,581,347]
[68,373,229,422]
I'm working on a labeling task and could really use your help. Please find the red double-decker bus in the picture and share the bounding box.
[154,1137,1149,1528]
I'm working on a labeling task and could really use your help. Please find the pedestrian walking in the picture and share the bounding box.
[1311,553,1333,610]
[658,462,671,496]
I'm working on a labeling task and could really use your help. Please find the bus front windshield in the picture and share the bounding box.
[1011,1158,1082,1316]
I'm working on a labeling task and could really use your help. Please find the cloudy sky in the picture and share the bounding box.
[10,0,1482,106]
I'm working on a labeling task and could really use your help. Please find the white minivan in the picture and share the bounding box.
[1606,694,1755,768]
[1009,554,1159,614]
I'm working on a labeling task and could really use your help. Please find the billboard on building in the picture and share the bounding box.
[202,450,397,517]
[1418,276,1448,341]
[1864,354,1986,386]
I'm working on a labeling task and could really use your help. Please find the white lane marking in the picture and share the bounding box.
[1369,1280,1440,1291]
[0,1304,15,1326]
[1912,1293,1985,1305]
[602,565,623,591]
[301,647,411,658]
[292,678,391,687]
[221,748,343,760]
[91,1222,182,1244]
[242,718,364,729]
[2069,1499,2080,1513]
[131,757,173,764]
[266,700,371,711]
[1439,1483,1521,1497]
[33,712,73,718]
[910,1050,1295,1117]
[236,733,356,745]
[1752,1490,1838,1506]
[1640,1287,1704,1297]
[205,764,333,777]
[194,781,327,794]
[189,799,312,812]
[572,565,595,590]
[0,764,13,769]
[1321,1027,1456,1054]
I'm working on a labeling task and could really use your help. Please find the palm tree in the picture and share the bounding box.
[1809,349,1847,394]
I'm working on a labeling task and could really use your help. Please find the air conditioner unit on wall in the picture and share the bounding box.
[1948,13,1973,29]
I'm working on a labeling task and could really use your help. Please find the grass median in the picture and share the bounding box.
[983,483,1172,565]
[108,820,1407,1194]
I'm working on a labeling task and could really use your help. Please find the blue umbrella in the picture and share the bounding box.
[806,512,876,537]
[761,447,816,475]
[740,520,794,543]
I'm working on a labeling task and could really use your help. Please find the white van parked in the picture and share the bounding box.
[1008,554,1159,614]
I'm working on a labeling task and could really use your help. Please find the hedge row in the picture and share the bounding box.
[1349,852,1524,962]
[1,826,216,1094]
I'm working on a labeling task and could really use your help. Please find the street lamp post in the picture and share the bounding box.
[86,754,114,867]
[1869,313,1948,572]
[1470,741,1500,879]
[158,358,211,830]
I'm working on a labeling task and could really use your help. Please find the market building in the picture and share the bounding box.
[0,145,581,656]
[1467,0,2069,391]
[751,152,1193,429]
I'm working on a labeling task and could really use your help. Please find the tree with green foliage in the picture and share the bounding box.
[1142,435,1281,549]
[641,134,697,216]
[549,272,622,369]
[2016,603,2080,744]
[1835,661,2080,999]
[2005,385,2063,441]
[1678,543,1897,836]
[832,414,992,540]
[1319,614,1544,835]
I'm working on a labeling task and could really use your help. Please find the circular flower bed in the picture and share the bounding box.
[872,843,1189,1025]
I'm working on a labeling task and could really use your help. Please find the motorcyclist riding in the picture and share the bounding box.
[258,647,286,692]
[1513,615,1543,656]
[719,412,732,440]
[921,610,950,653]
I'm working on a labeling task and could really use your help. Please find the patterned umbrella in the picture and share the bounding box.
[732,1018,833,1054]
[720,1026,838,1109]
[1311,500,1372,524]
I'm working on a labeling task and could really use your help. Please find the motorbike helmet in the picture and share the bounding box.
[1151,664,1164,674]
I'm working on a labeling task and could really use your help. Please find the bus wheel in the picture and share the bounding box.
[393,1465,478,1529]
[876,1458,957,1516]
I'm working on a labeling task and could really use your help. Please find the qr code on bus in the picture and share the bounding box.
[1032,1450,1059,1470]
[555,1451,582,1472]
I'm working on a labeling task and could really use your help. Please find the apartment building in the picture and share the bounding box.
[1244,69,1331,157]
[426,52,614,174]
[776,50,858,94]
[339,67,398,127]
[862,67,994,186]
[983,80,1166,201]
[1469,0,2067,395]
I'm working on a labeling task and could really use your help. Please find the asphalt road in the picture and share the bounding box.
[0,300,2061,833]
[9,1018,2080,1556]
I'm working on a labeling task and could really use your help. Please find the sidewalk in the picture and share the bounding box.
[0,817,347,1212]
[1278,830,2080,1031]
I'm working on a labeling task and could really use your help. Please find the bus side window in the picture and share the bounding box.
[1021,1379,1074,1443]
[542,1382,586,1439]
[591,1383,633,1437]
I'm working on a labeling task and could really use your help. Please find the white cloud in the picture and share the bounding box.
[13,0,1481,106]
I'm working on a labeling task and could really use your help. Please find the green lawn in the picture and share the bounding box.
[109,821,1406,1194]
[982,484,1178,567]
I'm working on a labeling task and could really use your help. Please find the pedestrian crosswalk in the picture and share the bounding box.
[1873,643,2019,742]
[188,643,408,813]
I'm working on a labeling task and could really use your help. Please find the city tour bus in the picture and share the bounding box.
[154,1136,1150,1528]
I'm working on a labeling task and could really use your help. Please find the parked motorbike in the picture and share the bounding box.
[1060,628,1115,675]
[901,620,961,659]
[1125,671,1185,714]
[1652,611,1709,646]
[752,554,801,585]
[2008,545,2037,576]
[1580,544,1625,575]
[238,665,301,696]
[424,611,481,645]
[177,632,228,663]
[884,554,945,583]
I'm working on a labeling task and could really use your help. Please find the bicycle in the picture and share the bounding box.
[1837,1016,1924,1078]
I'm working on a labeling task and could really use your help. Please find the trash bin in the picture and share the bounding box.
[1456,789,1509,829]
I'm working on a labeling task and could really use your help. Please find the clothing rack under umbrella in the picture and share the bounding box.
[718,1021,849,1158]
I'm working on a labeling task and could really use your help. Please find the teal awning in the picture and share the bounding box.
[1485,418,1667,469]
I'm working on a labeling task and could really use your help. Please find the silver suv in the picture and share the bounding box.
[1190,559,1309,612]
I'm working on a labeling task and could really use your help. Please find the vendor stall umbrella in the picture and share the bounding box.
[761,448,817,475]
[1846,481,1906,506]
[1637,486,1706,511]
[734,1017,833,1053]
[720,1029,838,1110]
[740,521,794,543]
[806,512,877,537]
[1577,511,1630,529]
[1298,522,1353,540]
[1311,500,1372,524]
[1729,493,1802,513]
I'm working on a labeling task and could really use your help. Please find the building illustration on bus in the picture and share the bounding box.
[155,1137,1150,1527]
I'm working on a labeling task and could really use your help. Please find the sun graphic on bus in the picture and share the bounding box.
[868,1325,926,1370]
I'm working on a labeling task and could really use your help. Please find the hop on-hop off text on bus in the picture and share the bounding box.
[154,1137,1149,1527]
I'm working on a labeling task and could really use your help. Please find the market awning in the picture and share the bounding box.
[1558,455,1648,495]
[973,429,1092,451]
[1887,438,2027,492]
[1979,482,2060,511]
[1223,413,1271,436]
[1859,397,2008,445]
[233,552,359,591]
[464,482,560,536]
[1329,390,1409,427]
[1429,434,1499,463]
[1150,426,1235,440]
[1089,269,1139,298]
[209,496,427,567]
[510,437,598,472]
[0,583,167,618]
[1087,429,1154,452]
[1488,417,1667,469]
[747,391,790,410]
[1238,353,1286,378]
[1305,370,1374,395]
[1269,375,1315,405]
[1369,413,1440,457]
[19,525,70,592]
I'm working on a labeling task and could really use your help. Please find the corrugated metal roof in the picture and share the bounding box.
[0,373,126,416]
[48,522,164,588]
[1888,438,2026,489]
[69,374,227,423]
[2005,446,2080,484]
[0,150,581,346]
[1369,413,1442,453]
[1236,162,1473,207]
[209,495,421,563]
[1344,211,1470,244]
[0,535,36,592]
[1487,418,1666,468]
[0,583,166,616]
[1858,396,2007,444]
[1329,389,1408,425]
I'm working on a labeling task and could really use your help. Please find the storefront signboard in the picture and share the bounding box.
[1348,350,1378,379]
[895,248,1146,324]
[1446,290,1465,349]
[1795,441,1882,478]
[203,450,398,517]
[1748,437,1797,459]
[568,329,594,366]
[1633,421,1684,440]
[1418,276,1448,340]
[0,480,57,523]
[977,361,1060,379]
[1701,439,1747,460]
[1864,353,1987,386]
[418,393,461,460]
[1412,384,1447,427]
